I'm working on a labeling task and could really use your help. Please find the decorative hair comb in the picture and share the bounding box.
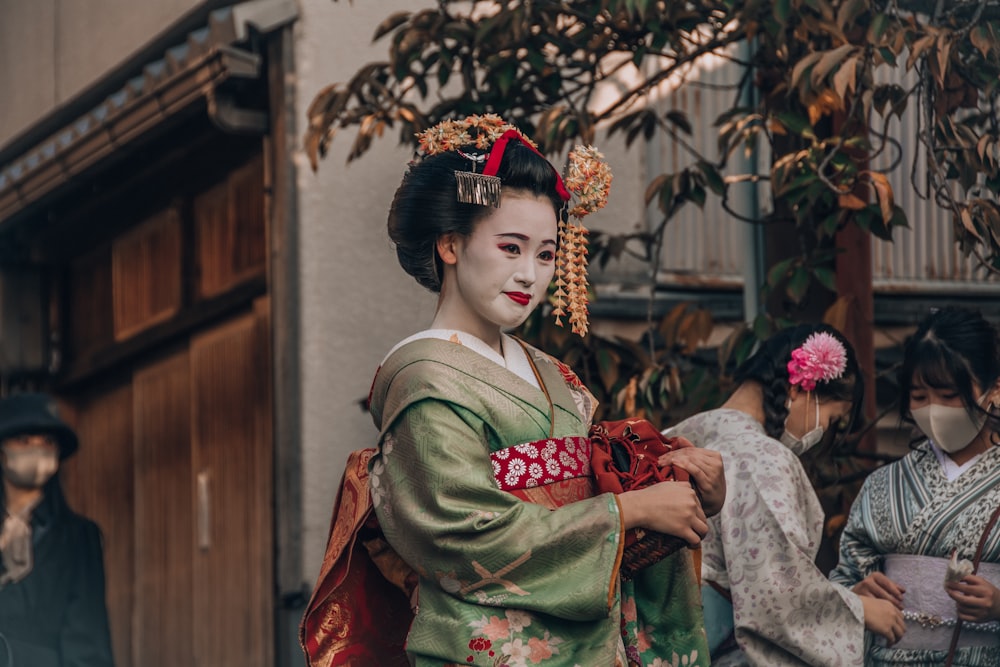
[787,332,848,391]
[414,115,613,336]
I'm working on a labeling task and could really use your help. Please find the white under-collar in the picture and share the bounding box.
[382,330,539,389]
[927,438,984,481]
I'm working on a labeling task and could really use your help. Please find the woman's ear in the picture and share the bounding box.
[437,233,459,266]
[989,379,1000,409]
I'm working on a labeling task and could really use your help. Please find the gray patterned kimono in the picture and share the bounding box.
[830,441,1000,666]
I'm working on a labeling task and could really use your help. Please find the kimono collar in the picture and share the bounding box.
[381,330,539,389]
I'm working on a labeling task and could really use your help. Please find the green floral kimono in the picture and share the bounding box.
[368,332,708,667]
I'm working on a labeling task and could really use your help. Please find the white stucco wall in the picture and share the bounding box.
[0,0,204,146]
[293,0,438,586]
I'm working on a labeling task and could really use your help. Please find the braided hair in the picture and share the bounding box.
[734,324,863,440]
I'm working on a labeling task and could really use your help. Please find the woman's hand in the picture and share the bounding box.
[945,575,1000,622]
[860,595,906,646]
[658,448,726,516]
[852,572,905,609]
[617,481,708,547]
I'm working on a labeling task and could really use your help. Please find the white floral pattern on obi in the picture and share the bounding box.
[491,436,591,490]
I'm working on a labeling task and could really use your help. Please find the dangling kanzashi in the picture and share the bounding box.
[555,145,613,337]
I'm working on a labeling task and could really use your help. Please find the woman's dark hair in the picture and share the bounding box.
[897,307,1000,432]
[387,141,565,292]
[734,323,863,439]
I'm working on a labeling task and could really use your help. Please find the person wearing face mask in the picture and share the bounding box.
[0,393,114,667]
[830,307,1000,667]
[664,323,905,666]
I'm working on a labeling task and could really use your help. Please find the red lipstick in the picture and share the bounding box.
[505,292,531,306]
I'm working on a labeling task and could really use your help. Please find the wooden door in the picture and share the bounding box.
[60,383,135,667]
[133,352,196,666]
[191,302,273,666]
[60,301,274,667]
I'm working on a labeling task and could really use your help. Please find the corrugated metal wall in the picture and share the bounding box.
[648,51,750,287]
[647,47,1000,294]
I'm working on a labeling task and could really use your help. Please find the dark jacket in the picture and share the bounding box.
[0,479,114,667]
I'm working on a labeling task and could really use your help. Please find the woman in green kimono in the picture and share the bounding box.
[365,115,724,667]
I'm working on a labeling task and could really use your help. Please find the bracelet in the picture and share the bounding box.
[902,610,1000,633]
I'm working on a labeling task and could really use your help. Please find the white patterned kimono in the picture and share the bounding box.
[830,440,1000,666]
[668,409,865,666]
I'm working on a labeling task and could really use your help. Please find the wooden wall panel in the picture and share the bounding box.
[190,304,273,667]
[68,246,113,360]
[195,156,265,299]
[112,210,182,340]
[229,157,266,277]
[60,384,135,667]
[193,180,229,299]
[132,353,194,667]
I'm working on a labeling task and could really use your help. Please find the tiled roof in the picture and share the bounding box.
[0,0,297,223]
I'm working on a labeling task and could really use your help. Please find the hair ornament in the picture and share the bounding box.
[415,115,569,207]
[787,332,848,391]
[552,145,613,337]
[414,114,613,337]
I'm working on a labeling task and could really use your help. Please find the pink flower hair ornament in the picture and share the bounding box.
[786,332,848,392]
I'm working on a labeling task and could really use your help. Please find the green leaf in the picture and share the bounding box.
[689,183,707,208]
[786,267,810,303]
[775,111,812,137]
[752,314,773,340]
[870,14,890,42]
[698,161,726,195]
[596,348,620,393]
[773,0,791,24]
[812,266,837,291]
[767,257,794,287]
[494,61,517,97]
[877,46,897,67]
[665,110,692,135]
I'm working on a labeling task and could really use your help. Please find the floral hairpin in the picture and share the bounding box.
[787,332,848,391]
[413,115,613,337]
[553,145,613,337]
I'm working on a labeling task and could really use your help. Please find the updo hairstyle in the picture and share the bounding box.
[897,307,1000,435]
[734,324,863,440]
[387,141,565,292]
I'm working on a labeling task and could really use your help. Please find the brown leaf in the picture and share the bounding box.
[961,207,984,242]
[838,192,868,210]
[970,24,994,59]
[791,51,824,91]
[935,34,952,89]
[644,174,670,207]
[906,35,935,71]
[811,44,857,88]
[866,171,894,223]
[832,55,858,103]
[823,296,852,332]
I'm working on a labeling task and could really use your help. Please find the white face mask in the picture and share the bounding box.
[1,447,59,488]
[911,396,989,454]
[781,394,825,456]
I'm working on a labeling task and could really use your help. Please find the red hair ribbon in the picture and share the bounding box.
[482,129,571,201]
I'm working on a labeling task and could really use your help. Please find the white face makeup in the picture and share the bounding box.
[434,194,558,347]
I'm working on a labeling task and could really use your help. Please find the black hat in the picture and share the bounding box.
[0,393,78,459]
